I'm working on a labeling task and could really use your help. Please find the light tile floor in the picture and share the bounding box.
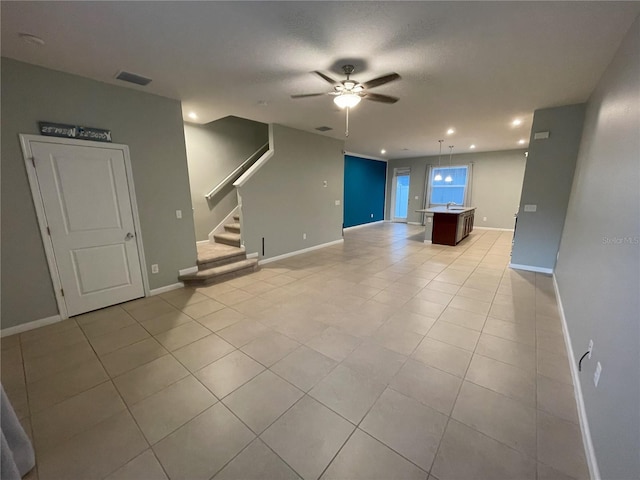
[1,224,589,480]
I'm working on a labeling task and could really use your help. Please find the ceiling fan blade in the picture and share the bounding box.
[313,71,339,86]
[364,92,399,104]
[363,73,401,89]
[290,93,326,99]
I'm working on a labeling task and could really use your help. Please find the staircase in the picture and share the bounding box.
[179,216,259,286]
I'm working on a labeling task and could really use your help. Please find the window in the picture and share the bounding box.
[428,165,470,206]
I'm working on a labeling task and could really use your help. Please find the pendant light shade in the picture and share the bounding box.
[445,145,454,182]
[334,92,361,109]
[434,139,443,181]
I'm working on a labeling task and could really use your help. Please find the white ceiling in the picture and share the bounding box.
[2,1,638,159]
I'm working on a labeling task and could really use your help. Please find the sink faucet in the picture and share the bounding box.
[446,202,457,209]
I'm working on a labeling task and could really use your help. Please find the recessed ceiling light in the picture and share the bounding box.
[381,149,386,154]
[470,144,476,149]
[518,139,526,144]
[188,112,198,120]
[19,33,45,46]
[512,119,522,126]
[446,128,455,135]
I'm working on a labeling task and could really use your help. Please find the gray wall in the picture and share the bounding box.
[386,149,526,229]
[555,16,639,480]
[1,58,196,328]
[184,117,268,241]
[511,104,586,270]
[239,125,344,259]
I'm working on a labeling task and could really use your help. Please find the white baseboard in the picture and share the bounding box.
[196,240,211,246]
[423,240,432,244]
[178,266,199,276]
[474,226,515,232]
[407,221,422,225]
[259,239,344,265]
[553,275,600,480]
[509,263,553,274]
[150,282,184,296]
[246,252,259,259]
[343,221,384,231]
[1,314,62,337]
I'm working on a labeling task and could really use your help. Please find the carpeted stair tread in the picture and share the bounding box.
[224,223,241,234]
[213,232,241,247]
[179,258,258,285]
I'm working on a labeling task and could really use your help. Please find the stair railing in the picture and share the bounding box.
[204,142,269,200]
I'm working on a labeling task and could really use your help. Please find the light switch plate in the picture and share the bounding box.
[524,204,537,212]
[176,210,182,219]
[335,200,341,206]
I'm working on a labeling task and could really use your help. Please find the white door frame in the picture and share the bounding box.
[20,134,150,319]
[390,167,410,223]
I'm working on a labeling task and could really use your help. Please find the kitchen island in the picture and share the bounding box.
[416,206,476,246]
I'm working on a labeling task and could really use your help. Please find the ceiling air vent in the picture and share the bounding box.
[115,71,152,86]
[315,126,332,132]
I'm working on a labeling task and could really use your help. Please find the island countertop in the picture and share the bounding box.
[416,206,476,214]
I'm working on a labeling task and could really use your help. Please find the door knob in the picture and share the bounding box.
[125,232,135,240]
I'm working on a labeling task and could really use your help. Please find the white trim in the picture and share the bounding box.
[553,275,600,480]
[259,239,344,265]
[196,240,211,246]
[1,315,62,337]
[423,240,432,244]
[19,135,150,320]
[233,124,274,188]
[150,283,184,296]
[407,221,422,226]
[509,263,553,274]
[474,226,515,232]
[343,221,384,231]
[179,266,198,276]
[205,142,268,199]
[208,206,240,242]
[246,252,259,259]
[344,151,387,162]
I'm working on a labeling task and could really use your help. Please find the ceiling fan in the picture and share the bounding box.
[292,64,400,107]
[291,64,401,136]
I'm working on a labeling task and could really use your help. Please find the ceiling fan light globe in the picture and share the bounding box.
[444,175,453,183]
[434,173,443,181]
[334,93,361,109]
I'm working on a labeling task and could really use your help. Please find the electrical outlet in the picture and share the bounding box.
[151,264,159,274]
[594,361,602,387]
[483,216,487,222]
[588,339,593,359]
[370,213,374,218]
[176,210,182,219]
[303,233,306,240]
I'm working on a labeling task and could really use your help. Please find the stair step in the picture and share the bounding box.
[224,223,241,234]
[214,232,241,248]
[233,215,240,222]
[179,258,259,286]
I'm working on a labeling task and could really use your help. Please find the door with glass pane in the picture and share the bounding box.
[391,168,410,222]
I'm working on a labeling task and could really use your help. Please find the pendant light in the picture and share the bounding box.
[434,140,443,181]
[445,145,454,182]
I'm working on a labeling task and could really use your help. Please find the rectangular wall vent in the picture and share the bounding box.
[315,126,332,132]
[115,71,152,86]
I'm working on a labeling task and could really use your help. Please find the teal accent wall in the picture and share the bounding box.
[344,155,386,228]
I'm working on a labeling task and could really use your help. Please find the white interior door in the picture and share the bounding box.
[29,140,144,316]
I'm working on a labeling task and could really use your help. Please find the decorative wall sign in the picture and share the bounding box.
[39,122,112,142]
